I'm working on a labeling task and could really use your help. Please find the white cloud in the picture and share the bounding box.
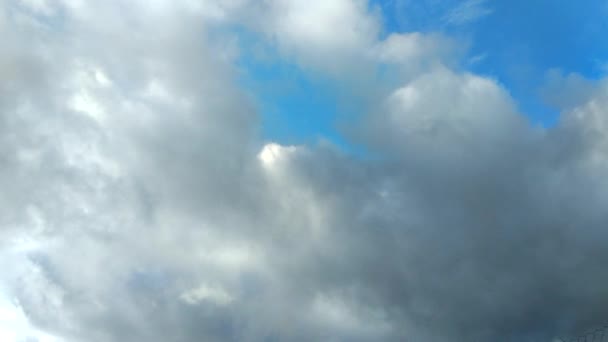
[180,284,234,306]
[373,66,526,160]
[443,0,493,25]
[265,0,379,69]
[0,297,62,342]
[374,33,451,63]
[258,143,297,168]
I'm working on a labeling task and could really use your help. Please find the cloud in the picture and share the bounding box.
[2,0,608,341]
[443,0,494,25]
[541,69,599,111]
[262,0,380,70]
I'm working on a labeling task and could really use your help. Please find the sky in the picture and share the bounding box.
[2,0,608,341]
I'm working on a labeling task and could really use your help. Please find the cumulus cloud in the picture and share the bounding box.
[261,0,380,69]
[2,0,608,341]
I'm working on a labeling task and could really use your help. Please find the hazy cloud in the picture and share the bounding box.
[443,0,493,25]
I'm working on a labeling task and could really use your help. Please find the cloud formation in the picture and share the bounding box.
[443,0,493,25]
[2,1,608,341]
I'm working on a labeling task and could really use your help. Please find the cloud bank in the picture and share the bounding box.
[2,1,608,341]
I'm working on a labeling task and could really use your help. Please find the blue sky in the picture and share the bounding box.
[245,0,608,145]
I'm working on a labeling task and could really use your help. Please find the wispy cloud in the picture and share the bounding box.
[443,0,494,25]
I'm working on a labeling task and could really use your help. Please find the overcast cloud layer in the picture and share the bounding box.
[2,1,608,341]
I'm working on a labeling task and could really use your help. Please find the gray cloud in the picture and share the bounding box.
[541,70,599,111]
[2,1,608,342]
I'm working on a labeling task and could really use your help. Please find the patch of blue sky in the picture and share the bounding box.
[239,0,608,149]
[378,0,608,126]
[246,61,343,146]
[235,30,368,155]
